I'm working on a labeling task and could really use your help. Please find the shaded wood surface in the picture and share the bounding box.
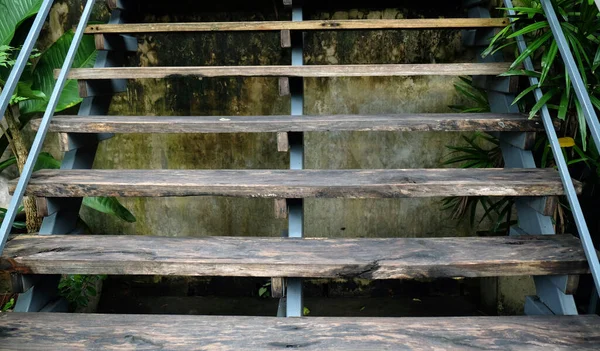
[84,18,509,34]
[59,63,511,80]
[30,113,546,133]
[10,169,580,198]
[1,313,598,350]
[0,235,589,278]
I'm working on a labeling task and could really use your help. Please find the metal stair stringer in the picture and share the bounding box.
[12,4,135,313]
[466,2,578,315]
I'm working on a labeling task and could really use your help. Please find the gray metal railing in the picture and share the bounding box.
[0,0,97,253]
[505,0,600,295]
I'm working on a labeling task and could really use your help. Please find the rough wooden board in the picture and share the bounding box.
[30,113,546,133]
[0,235,589,277]
[280,29,291,48]
[274,198,288,218]
[12,168,580,198]
[10,168,580,198]
[84,18,509,34]
[59,63,511,80]
[1,313,598,350]
[277,132,289,152]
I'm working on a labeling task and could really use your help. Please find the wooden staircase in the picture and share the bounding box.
[1,0,599,349]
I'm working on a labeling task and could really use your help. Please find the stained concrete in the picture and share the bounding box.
[72,1,480,238]
[4,0,537,314]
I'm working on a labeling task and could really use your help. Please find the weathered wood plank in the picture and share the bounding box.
[0,235,589,278]
[0,313,598,350]
[58,63,511,80]
[9,168,580,198]
[29,113,546,133]
[84,18,509,34]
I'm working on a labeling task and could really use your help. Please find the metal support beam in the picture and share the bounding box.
[285,4,304,318]
[7,2,131,313]
[505,0,600,300]
[467,3,578,315]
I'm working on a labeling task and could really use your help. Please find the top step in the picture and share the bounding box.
[85,18,508,34]
[60,63,511,80]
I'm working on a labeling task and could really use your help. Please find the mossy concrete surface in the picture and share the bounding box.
[7,0,536,314]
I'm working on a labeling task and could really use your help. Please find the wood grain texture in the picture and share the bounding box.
[58,63,511,80]
[1,313,598,350]
[84,18,509,34]
[30,113,546,133]
[10,168,580,198]
[0,235,589,277]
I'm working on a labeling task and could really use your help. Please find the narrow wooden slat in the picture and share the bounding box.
[0,313,598,350]
[58,63,511,80]
[84,18,509,34]
[0,235,589,277]
[10,168,580,198]
[30,113,545,133]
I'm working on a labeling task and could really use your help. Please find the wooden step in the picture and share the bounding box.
[59,63,511,80]
[10,169,580,198]
[1,313,598,350]
[85,18,509,34]
[31,113,545,134]
[1,235,589,278]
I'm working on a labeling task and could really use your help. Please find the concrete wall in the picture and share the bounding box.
[70,0,480,238]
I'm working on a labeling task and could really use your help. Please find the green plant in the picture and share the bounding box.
[0,152,136,223]
[484,0,600,150]
[449,77,490,113]
[442,133,516,233]
[303,307,310,316]
[0,1,134,231]
[258,281,271,298]
[1,297,15,312]
[59,274,106,309]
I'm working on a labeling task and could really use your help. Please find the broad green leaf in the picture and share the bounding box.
[82,197,137,223]
[539,41,558,86]
[499,69,541,78]
[574,99,587,150]
[512,84,538,106]
[0,152,58,173]
[0,0,43,46]
[593,44,600,73]
[507,21,549,39]
[19,30,97,115]
[511,31,553,69]
[529,88,558,119]
[558,89,569,120]
[11,81,46,104]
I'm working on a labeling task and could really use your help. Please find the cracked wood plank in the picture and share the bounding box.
[9,168,581,198]
[29,113,547,133]
[0,235,589,277]
[57,63,511,80]
[84,18,509,34]
[0,313,598,350]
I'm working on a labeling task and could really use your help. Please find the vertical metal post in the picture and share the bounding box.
[467,2,578,315]
[285,3,304,318]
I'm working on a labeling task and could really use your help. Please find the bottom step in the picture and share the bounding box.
[0,313,600,351]
[1,313,598,350]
